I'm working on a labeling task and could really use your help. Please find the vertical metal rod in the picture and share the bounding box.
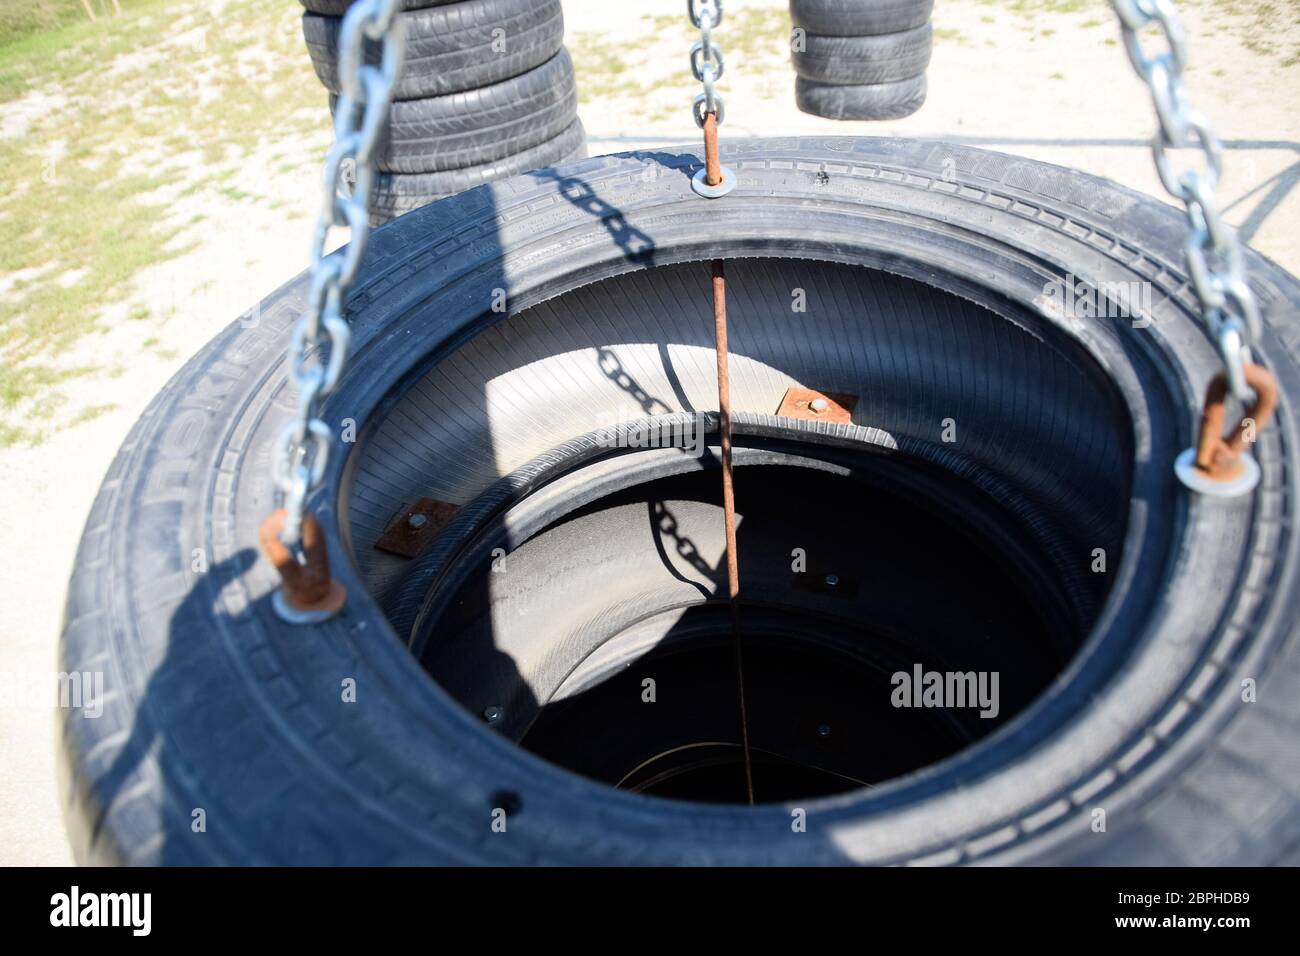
[711,258,755,805]
[704,111,722,187]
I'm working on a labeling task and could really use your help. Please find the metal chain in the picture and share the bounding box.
[1109,0,1261,401]
[273,0,405,548]
[688,0,725,127]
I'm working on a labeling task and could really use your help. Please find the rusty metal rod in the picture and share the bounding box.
[711,258,755,805]
[704,111,722,188]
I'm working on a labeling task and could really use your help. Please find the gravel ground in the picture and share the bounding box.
[1,0,1297,865]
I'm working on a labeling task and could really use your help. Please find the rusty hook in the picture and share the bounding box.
[1193,362,1277,481]
[1175,362,1277,497]
[259,507,347,623]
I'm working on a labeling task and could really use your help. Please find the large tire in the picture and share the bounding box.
[302,0,565,100]
[796,73,926,119]
[792,23,932,84]
[789,0,933,36]
[343,48,577,174]
[63,139,1300,865]
[367,117,586,221]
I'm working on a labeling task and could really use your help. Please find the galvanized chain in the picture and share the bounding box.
[1110,0,1261,402]
[273,0,405,548]
[688,0,725,127]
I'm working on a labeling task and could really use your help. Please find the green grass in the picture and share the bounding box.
[976,0,1300,65]
[979,0,1094,12]
[572,7,791,107]
[0,0,327,443]
[69,401,114,426]
[0,1,148,49]
[0,0,162,102]
[1208,0,1300,65]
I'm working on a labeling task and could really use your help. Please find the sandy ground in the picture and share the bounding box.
[1,0,1297,865]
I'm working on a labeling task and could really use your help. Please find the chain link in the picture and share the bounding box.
[273,0,405,548]
[688,0,725,127]
[1109,0,1260,401]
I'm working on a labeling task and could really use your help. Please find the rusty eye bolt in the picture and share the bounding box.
[259,508,347,619]
[1193,363,1278,482]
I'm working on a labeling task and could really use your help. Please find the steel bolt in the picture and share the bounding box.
[817,724,832,738]
[407,513,428,530]
[824,574,839,588]
[483,705,504,724]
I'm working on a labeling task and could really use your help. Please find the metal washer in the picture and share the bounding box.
[692,165,737,199]
[272,587,346,625]
[1174,446,1261,497]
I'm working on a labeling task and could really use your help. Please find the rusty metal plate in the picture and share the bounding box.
[775,387,858,425]
[374,497,459,558]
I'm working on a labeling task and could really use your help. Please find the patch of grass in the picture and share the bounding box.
[69,402,115,427]
[573,7,791,108]
[0,1,116,46]
[568,30,639,104]
[0,0,327,431]
[0,419,29,445]
[0,0,166,102]
[725,5,790,62]
[984,0,1299,66]
[1209,0,1300,64]
[995,0,1094,13]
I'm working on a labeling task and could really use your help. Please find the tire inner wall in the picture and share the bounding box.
[347,258,1133,627]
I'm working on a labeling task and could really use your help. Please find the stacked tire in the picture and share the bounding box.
[300,0,587,223]
[790,0,932,121]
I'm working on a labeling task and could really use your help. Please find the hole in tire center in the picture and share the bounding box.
[351,259,1135,806]
[422,455,1121,805]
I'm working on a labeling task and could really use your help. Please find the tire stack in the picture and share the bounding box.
[300,0,587,224]
[790,0,933,121]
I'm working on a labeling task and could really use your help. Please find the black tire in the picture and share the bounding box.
[792,23,932,84]
[366,141,589,225]
[303,0,565,100]
[796,73,926,120]
[789,0,933,36]
[340,48,577,174]
[299,0,458,14]
[64,139,1300,865]
[368,117,585,221]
